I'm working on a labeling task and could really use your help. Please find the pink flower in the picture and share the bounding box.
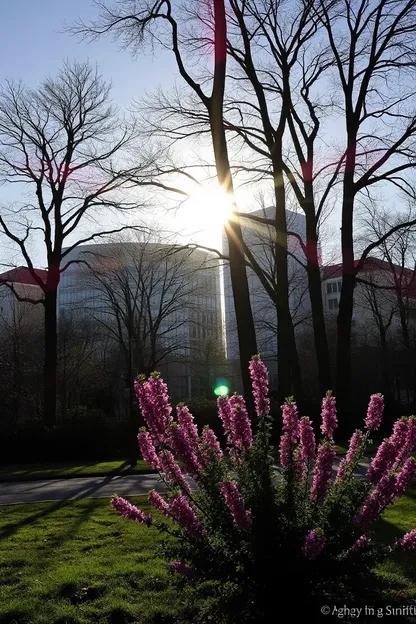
[169,424,201,478]
[364,394,384,431]
[281,399,300,443]
[407,416,416,449]
[367,438,397,485]
[320,391,338,441]
[158,450,191,494]
[302,530,326,560]
[295,447,307,480]
[220,480,252,530]
[395,457,416,497]
[177,404,199,448]
[228,395,253,450]
[391,418,409,452]
[249,355,270,417]
[137,429,160,470]
[111,496,152,526]
[350,535,371,554]
[299,417,316,464]
[217,396,233,435]
[202,426,223,462]
[168,561,197,577]
[279,432,291,468]
[169,494,205,538]
[354,473,397,527]
[337,430,366,481]
[134,373,172,440]
[311,442,336,501]
[279,399,300,468]
[148,490,170,518]
[395,529,416,551]
[394,417,416,466]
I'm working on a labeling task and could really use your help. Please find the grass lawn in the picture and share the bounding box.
[0,460,154,482]
[0,487,415,624]
[0,497,180,624]
[374,484,416,598]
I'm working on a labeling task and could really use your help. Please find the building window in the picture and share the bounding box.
[326,282,338,294]
[328,298,338,310]
[338,281,342,292]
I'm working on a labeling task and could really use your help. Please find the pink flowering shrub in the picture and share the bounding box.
[110,360,416,623]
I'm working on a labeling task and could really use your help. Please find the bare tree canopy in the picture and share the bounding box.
[0,60,155,426]
[69,0,259,409]
[68,1,416,412]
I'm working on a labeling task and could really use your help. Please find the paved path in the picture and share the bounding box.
[0,456,373,506]
[0,474,171,506]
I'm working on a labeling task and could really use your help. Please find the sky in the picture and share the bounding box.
[0,0,239,268]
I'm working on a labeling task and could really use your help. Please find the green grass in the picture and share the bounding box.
[0,496,180,624]
[0,487,415,624]
[374,484,416,598]
[0,460,154,482]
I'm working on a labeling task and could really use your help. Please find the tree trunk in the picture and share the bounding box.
[43,287,58,428]
[211,0,257,404]
[274,166,303,403]
[336,184,355,419]
[304,211,332,395]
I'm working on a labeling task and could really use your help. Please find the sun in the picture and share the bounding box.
[185,184,234,249]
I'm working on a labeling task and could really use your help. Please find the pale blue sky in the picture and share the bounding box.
[0,0,177,106]
[0,1,233,266]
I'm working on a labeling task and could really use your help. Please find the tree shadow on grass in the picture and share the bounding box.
[0,473,117,542]
[374,516,416,585]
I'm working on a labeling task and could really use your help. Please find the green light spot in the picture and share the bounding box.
[214,385,229,397]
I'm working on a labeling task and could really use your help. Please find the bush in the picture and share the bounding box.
[111,358,416,624]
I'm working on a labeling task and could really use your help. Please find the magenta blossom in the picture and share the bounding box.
[299,417,316,464]
[134,373,172,440]
[220,480,252,530]
[295,447,307,480]
[395,529,416,552]
[279,432,291,468]
[281,398,300,443]
[302,530,326,560]
[177,404,199,448]
[148,490,170,518]
[354,473,397,527]
[364,394,384,431]
[367,438,397,485]
[217,396,233,435]
[202,426,223,462]
[229,395,253,450]
[249,354,270,417]
[158,450,191,494]
[320,391,338,441]
[394,417,416,466]
[349,535,371,554]
[337,430,366,481]
[170,494,205,538]
[111,496,152,526]
[137,429,160,470]
[311,442,336,502]
[170,424,201,478]
[395,457,416,497]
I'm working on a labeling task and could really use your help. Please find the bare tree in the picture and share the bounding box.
[358,206,416,347]
[70,0,258,411]
[71,235,217,409]
[316,0,416,410]
[0,61,154,426]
